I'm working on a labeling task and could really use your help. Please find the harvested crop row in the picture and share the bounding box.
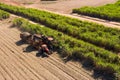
[73,0,120,22]
[13,18,120,79]
[0,3,120,52]
[0,9,9,20]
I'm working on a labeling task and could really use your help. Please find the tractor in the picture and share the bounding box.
[20,32,53,55]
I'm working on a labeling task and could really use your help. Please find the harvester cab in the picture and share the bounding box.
[20,32,32,43]
[31,34,43,49]
[33,34,42,43]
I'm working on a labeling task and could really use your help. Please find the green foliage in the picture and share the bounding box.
[0,3,120,52]
[73,0,120,22]
[0,9,9,20]
[13,18,120,77]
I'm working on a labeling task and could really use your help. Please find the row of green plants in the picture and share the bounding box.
[13,18,120,79]
[73,0,120,22]
[0,9,9,20]
[0,3,120,52]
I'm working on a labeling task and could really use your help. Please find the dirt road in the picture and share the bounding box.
[26,0,117,13]
[0,15,94,80]
[0,0,117,13]
[0,0,120,29]
[22,0,120,29]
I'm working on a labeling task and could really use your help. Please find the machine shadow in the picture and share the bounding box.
[36,52,49,58]
[58,53,115,80]
[16,40,49,58]
[16,40,25,46]
[23,45,36,53]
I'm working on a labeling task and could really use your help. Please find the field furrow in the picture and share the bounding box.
[0,23,91,80]
[0,17,93,80]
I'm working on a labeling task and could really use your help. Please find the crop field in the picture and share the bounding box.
[0,10,9,20]
[13,18,120,79]
[73,0,120,22]
[0,1,120,79]
[0,3,120,79]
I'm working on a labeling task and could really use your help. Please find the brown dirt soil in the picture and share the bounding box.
[0,0,117,13]
[27,0,117,13]
[0,15,94,80]
[0,0,40,5]
[0,0,120,29]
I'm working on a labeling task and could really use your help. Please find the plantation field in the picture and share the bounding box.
[0,0,120,80]
[1,2,120,78]
[13,17,120,79]
[0,10,9,20]
[0,3,120,52]
[73,0,120,22]
[1,2,120,79]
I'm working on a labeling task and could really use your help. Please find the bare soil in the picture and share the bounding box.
[0,15,94,80]
[0,0,117,13]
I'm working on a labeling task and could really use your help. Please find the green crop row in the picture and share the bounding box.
[0,9,9,20]
[73,0,120,22]
[13,18,120,79]
[0,3,120,52]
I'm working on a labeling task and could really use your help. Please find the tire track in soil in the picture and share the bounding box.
[0,64,12,80]
[0,54,18,80]
[0,39,31,80]
[0,46,23,80]
[0,71,5,80]
[0,43,40,80]
[0,43,44,80]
